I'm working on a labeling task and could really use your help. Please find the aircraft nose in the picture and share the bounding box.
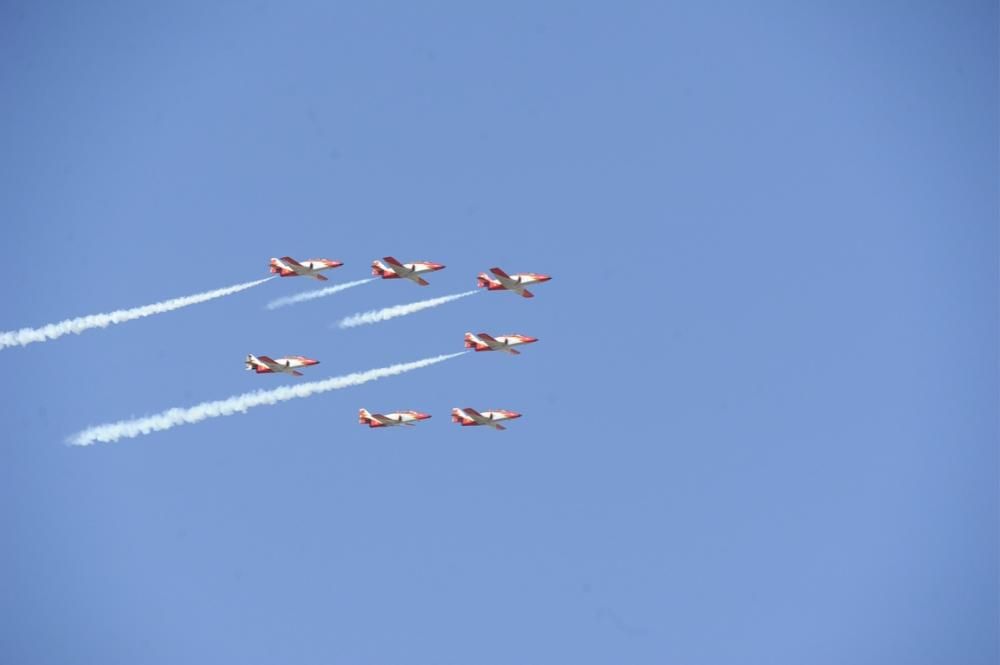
[539,274,552,281]
[433,263,446,270]
[523,336,538,343]
[418,413,432,420]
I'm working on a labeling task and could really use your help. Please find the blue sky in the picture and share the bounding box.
[1,2,996,663]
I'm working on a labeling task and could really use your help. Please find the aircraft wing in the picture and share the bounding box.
[279,256,307,273]
[462,407,500,428]
[370,413,399,426]
[382,256,408,274]
[383,257,429,285]
[256,355,279,371]
[489,267,529,295]
[461,406,485,421]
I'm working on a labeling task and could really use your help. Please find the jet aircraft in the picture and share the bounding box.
[464,332,538,355]
[451,407,521,430]
[359,408,432,427]
[270,256,343,281]
[371,256,446,286]
[245,354,320,377]
[476,267,551,297]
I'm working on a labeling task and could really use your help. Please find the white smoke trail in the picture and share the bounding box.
[0,277,274,351]
[69,352,467,446]
[338,290,479,329]
[265,278,375,310]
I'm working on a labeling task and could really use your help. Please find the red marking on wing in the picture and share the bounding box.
[520,289,534,298]
[490,267,511,279]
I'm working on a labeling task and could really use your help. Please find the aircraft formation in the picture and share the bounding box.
[256,255,551,431]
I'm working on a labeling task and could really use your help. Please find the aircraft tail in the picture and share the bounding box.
[464,332,477,349]
[476,274,492,288]
[451,408,463,423]
[245,354,258,370]
[359,408,372,424]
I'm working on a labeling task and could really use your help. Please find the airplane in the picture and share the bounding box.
[359,408,432,428]
[371,256,446,286]
[270,256,343,281]
[464,332,538,355]
[451,407,522,431]
[245,354,320,377]
[476,267,551,298]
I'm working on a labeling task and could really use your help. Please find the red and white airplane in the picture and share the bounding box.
[372,256,446,286]
[359,408,432,428]
[245,354,320,377]
[477,267,551,298]
[464,332,538,355]
[270,256,343,281]
[451,407,522,431]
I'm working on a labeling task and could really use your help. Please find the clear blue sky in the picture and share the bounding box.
[1,2,996,663]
